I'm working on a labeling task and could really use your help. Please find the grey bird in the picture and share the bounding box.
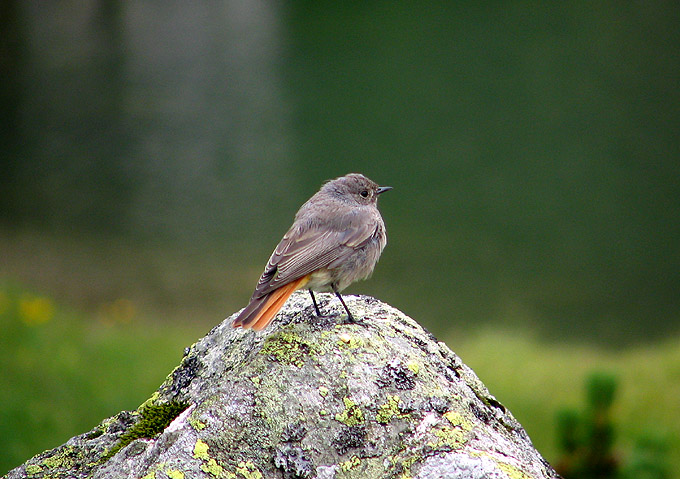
[232,173,391,330]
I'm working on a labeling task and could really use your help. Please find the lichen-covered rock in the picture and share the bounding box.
[5,292,559,479]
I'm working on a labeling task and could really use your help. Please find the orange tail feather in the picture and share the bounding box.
[233,276,308,331]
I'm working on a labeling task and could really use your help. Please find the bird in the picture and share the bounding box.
[232,173,391,331]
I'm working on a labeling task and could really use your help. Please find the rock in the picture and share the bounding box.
[5,292,559,479]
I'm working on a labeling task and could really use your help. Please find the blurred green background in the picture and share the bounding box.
[1,1,678,476]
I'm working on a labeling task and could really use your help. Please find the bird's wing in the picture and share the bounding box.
[251,216,378,298]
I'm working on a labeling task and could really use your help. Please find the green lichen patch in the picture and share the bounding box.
[427,410,473,450]
[166,469,186,479]
[141,461,171,479]
[430,426,467,449]
[376,395,409,424]
[260,332,317,367]
[497,461,533,479]
[387,453,421,479]
[25,463,43,476]
[443,411,470,429]
[399,454,420,478]
[406,360,420,375]
[188,412,207,431]
[193,439,210,460]
[103,401,189,461]
[200,459,225,477]
[235,460,263,479]
[334,397,365,426]
[339,455,361,471]
[41,445,79,470]
[194,439,226,477]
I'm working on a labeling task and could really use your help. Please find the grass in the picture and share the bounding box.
[453,328,679,477]
[0,281,198,475]
[1,280,677,477]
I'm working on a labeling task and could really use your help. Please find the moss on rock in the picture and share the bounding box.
[103,401,189,461]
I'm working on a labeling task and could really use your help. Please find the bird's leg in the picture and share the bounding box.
[309,290,323,317]
[333,288,356,323]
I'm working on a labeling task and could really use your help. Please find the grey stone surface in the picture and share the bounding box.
[5,292,559,479]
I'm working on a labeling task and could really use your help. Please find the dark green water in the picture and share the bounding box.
[2,1,679,344]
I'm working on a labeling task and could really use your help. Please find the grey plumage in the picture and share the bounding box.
[233,173,390,330]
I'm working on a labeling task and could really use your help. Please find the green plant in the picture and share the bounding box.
[555,372,670,479]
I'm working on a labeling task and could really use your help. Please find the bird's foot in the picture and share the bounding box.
[341,312,366,326]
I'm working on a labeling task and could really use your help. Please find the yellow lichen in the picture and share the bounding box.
[497,462,533,479]
[194,439,225,477]
[339,455,361,471]
[406,361,420,374]
[430,426,467,448]
[25,464,42,475]
[236,460,263,479]
[42,445,77,469]
[427,410,472,449]
[188,413,207,431]
[166,469,185,479]
[444,411,470,429]
[193,439,210,460]
[201,459,224,477]
[260,332,316,368]
[376,395,409,424]
[334,397,365,426]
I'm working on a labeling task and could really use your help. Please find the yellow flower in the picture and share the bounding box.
[19,295,55,326]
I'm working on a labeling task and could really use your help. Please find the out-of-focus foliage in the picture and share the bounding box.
[555,372,671,479]
[1,1,678,343]
[0,281,191,474]
[454,331,680,479]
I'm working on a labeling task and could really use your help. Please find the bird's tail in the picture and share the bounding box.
[232,276,309,331]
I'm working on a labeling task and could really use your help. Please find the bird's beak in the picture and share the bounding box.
[377,186,393,195]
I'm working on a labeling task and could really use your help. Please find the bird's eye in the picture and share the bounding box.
[360,190,369,198]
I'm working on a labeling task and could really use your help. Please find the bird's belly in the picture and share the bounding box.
[305,269,335,292]
[305,242,382,293]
